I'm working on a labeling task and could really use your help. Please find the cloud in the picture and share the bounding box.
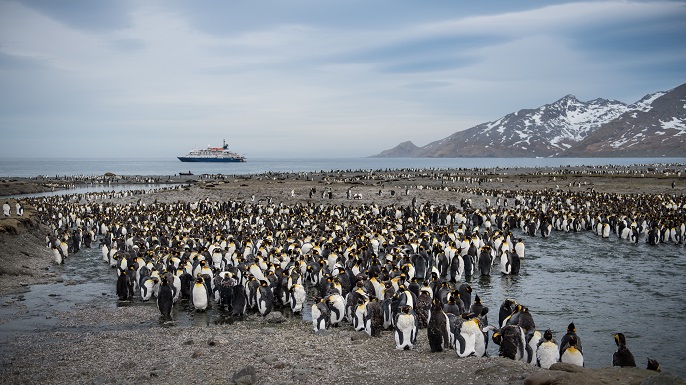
[0,1,685,158]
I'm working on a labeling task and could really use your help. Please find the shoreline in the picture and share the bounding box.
[0,167,684,384]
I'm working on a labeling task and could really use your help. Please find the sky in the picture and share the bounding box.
[1,0,685,159]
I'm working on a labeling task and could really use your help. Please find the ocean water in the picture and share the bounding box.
[1,157,685,178]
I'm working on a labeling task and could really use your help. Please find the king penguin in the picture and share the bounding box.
[427,299,449,352]
[394,305,417,350]
[612,332,636,367]
[536,329,559,369]
[157,276,174,318]
[192,276,209,311]
[560,335,583,366]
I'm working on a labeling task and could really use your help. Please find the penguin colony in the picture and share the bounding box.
[25,167,681,371]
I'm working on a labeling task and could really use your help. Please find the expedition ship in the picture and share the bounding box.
[178,140,246,162]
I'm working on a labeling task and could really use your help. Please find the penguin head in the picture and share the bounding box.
[646,358,661,372]
[568,335,578,347]
[474,295,481,305]
[567,322,576,332]
[613,332,627,348]
[544,329,553,341]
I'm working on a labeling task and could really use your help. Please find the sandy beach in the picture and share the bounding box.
[0,165,684,385]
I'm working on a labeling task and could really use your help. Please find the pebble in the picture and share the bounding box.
[232,365,257,385]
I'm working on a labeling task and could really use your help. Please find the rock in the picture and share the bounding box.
[524,370,573,385]
[292,368,309,382]
[262,355,279,365]
[232,365,257,385]
[265,311,286,324]
[641,372,686,385]
[208,335,230,346]
[549,362,586,373]
[182,339,194,345]
[191,350,203,359]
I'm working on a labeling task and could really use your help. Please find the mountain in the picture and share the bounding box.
[372,82,686,158]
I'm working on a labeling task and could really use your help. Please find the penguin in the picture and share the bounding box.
[157,276,174,318]
[116,270,132,300]
[646,358,661,372]
[51,246,62,265]
[312,298,330,332]
[559,322,582,357]
[394,305,417,350]
[140,276,157,301]
[364,298,384,337]
[352,298,368,332]
[218,276,235,312]
[289,283,307,314]
[454,316,482,357]
[498,299,517,328]
[514,239,525,259]
[414,287,432,329]
[256,280,274,316]
[560,335,584,366]
[457,283,472,312]
[612,333,636,367]
[326,293,346,326]
[2,202,9,217]
[231,284,246,317]
[427,299,449,352]
[494,324,527,361]
[536,329,560,369]
[192,276,209,311]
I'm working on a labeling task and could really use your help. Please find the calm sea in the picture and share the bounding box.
[1,157,685,178]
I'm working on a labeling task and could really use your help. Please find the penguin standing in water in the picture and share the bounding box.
[498,299,517,328]
[458,283,472,312]
[157,276,174,318]
[192,276,209,311]
[536,329,559,369]
[51,245,63,265]
[394,305,418,350]
[612,333,636,367]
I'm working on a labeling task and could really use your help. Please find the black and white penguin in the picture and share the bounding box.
[352,298,368,332]
[559,322,582,357]
[458,283,472,312]
[427,299,450,352]
[394,305,417,350]
[494,324,527,361]
[157,276,174,318]
[612,332,636,367]
[326,293,346,326]
[311,298,330,332]
[256,280,274,316]
[536,329,560,369]
[140,276,157,301]
[192,276,209,311]
[51,246,62,265]
[498,299,517,328]
[560,335,584,366]
[454,316,483,358]
[116,270,132,300]
[231,284,246,317]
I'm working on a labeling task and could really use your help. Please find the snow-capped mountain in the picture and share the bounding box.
[373,82,686,158]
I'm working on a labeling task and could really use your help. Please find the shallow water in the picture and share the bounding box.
[0,231,684,378]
